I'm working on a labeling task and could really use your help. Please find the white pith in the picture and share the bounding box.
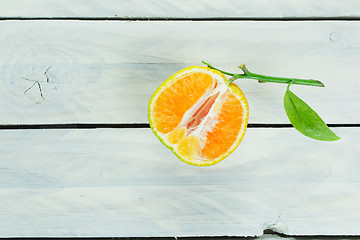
[178,79,227,149]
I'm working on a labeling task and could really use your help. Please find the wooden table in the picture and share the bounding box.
[0,1,359,238]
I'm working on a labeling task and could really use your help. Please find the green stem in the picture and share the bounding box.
[287,79,293,92]
[202,61,325,87]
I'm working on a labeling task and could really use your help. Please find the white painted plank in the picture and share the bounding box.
[0,127,357,237]
[0,0,359,18]
[0,21,358,124]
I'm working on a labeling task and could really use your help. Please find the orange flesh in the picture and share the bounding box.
[151,69,246,162]
[200,91,244,160]
[167,127,186,144]
[152,72,214,134]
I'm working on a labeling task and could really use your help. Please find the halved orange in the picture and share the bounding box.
[148,66,249,166]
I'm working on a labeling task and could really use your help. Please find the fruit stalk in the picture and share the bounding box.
[202,61,324,87]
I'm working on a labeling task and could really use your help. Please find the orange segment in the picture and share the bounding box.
[177,135,200,161]
[167,127,186,144]
[149,66,249,166]
[200,90,244,160]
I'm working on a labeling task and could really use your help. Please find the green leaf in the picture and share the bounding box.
[284,89,340,141]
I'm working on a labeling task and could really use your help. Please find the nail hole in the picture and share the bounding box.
[330,32,340,42]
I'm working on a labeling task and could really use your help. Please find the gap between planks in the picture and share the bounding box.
[0,0,360,20]
[0,123,357,130]
[3,233,360,239]
[1,17,360,21]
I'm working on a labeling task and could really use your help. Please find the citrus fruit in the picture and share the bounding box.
[148,66,249,166]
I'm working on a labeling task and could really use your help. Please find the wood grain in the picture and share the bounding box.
[0,127,357,237]
[0,0,359,19]
[0,4,358,237]
[0,21,358,124]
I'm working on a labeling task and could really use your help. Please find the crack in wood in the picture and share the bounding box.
[23,80,44,99]
[22,66,64,100]
[44,66,51,82]
[22,77,63,84]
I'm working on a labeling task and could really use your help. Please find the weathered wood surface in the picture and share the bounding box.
[0,1,359,238]
[1,0,360,19]
[0,21,358,124]
[0,127,357,237]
